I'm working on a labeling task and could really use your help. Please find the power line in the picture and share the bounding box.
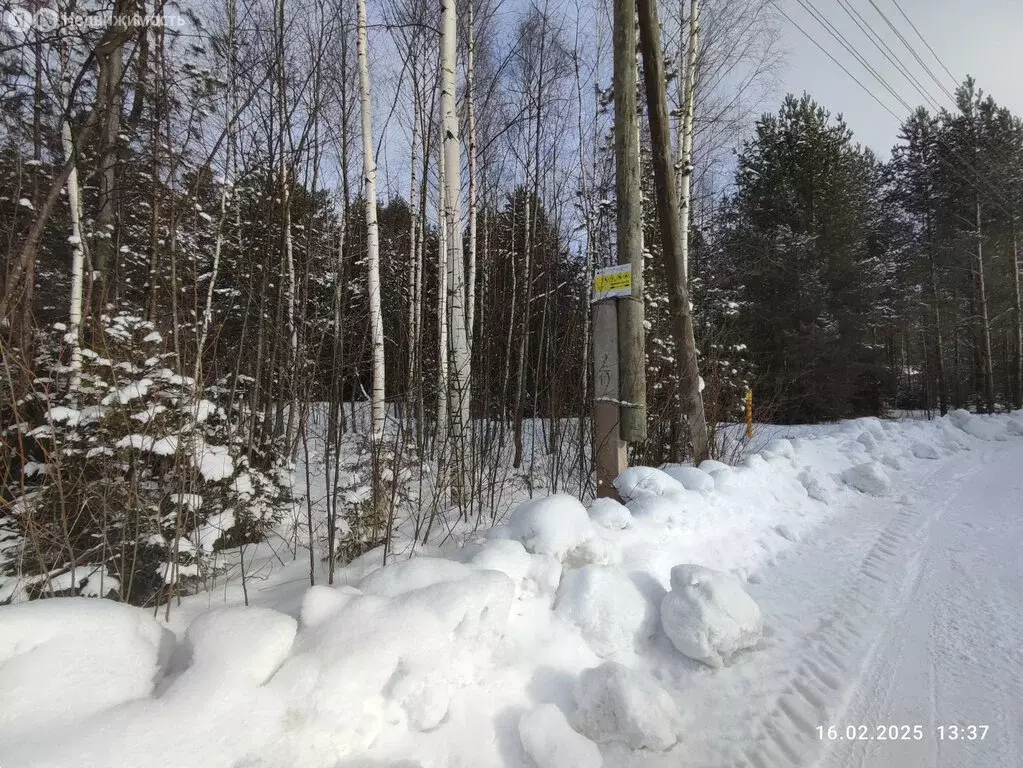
[795,0,910,113]
[835,0,938,112]
[866,0,956,105]
[775,3,902,121]
[887,0,958,88]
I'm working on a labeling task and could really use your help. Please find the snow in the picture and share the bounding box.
[612,466,686,501]
[4,411,1023,767]
[469,539,560,598]
[660,463,716,491]
[194,441,234,481]
[554,565,658,657]
[572,661,683,751]
[841,460,892,496]
[587,497,632,530]
[173,607,296,686]
[117,433,179,455]
[910,438,942,459]
[0,599,174,735]
[519,704,603,768]
[101,378,153,405]
[948,408,1008,441]
[491,493,595,561]
[698,458,731,473]
[660,564,763,668]
[357,556,472,596]
[299,585,361,628]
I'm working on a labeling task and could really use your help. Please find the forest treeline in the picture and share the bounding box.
[0,0,1019,606]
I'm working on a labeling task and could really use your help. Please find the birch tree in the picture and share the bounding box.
[677,0,700,283]
[441,0,471,491]
[357,0,387,444]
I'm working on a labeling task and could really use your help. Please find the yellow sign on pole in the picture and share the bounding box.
[593,265,633,301]
[745,389,754,438]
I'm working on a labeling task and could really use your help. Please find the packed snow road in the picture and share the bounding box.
[678,440,1023,768]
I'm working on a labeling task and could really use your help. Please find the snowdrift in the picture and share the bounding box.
[1,409,1020,768]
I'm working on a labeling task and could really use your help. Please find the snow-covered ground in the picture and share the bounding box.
[2,409,1022,768]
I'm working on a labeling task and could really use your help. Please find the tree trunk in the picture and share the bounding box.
[928,244,948,415]
[357,0,386,443]
[678,0,700,284]
[93,0,127,301]
[441,0,471,497]
[466,0,478,354]
[613,0,647,444]
[437,138,449,473]
[1013,221,1023,409]
[637,0,710,461]
[62,102,86,390]
[974,197,995,412]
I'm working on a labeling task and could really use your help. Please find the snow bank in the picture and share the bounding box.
[661,464,715,492]
[0,598,173,734]
[841,461,892,496]
[471,539,561,599]
[587,497,633,529]
[573,661,683,750]
[299,584,360,627]
[949,408,1009,441]
[660,564,763,668]
[492,493,595,560]
[357,555,472,596]
[174,607,296,686]
[519,704,603,768]
[613,466,686,501]
[554,565,657,657]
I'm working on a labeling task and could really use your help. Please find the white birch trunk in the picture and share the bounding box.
[276,0,300,451]
[465,0,478,353]
[357,0,386,441]
[407,110,420,395]
[63,112,85,391]
[441,0,471,478]
[678,0,700,283]
[437,139,449,461]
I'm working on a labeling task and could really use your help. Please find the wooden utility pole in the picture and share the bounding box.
[593,297,627,496]
[613,0,647,445]
[637,0,710,461]
[593,0,645,497]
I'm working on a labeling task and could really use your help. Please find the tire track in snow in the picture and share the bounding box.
[734,459,974,768]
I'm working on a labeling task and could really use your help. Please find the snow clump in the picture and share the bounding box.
[660,564,762,668]
[554,565,657,657]
[519,703,603,768]
[660,464,715,492]
[0,598,174,734]
[613,466,686,501]
[587,497,632,530]
[841,461,891,496]
[572,661,683,751]
[492,494,595,562]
